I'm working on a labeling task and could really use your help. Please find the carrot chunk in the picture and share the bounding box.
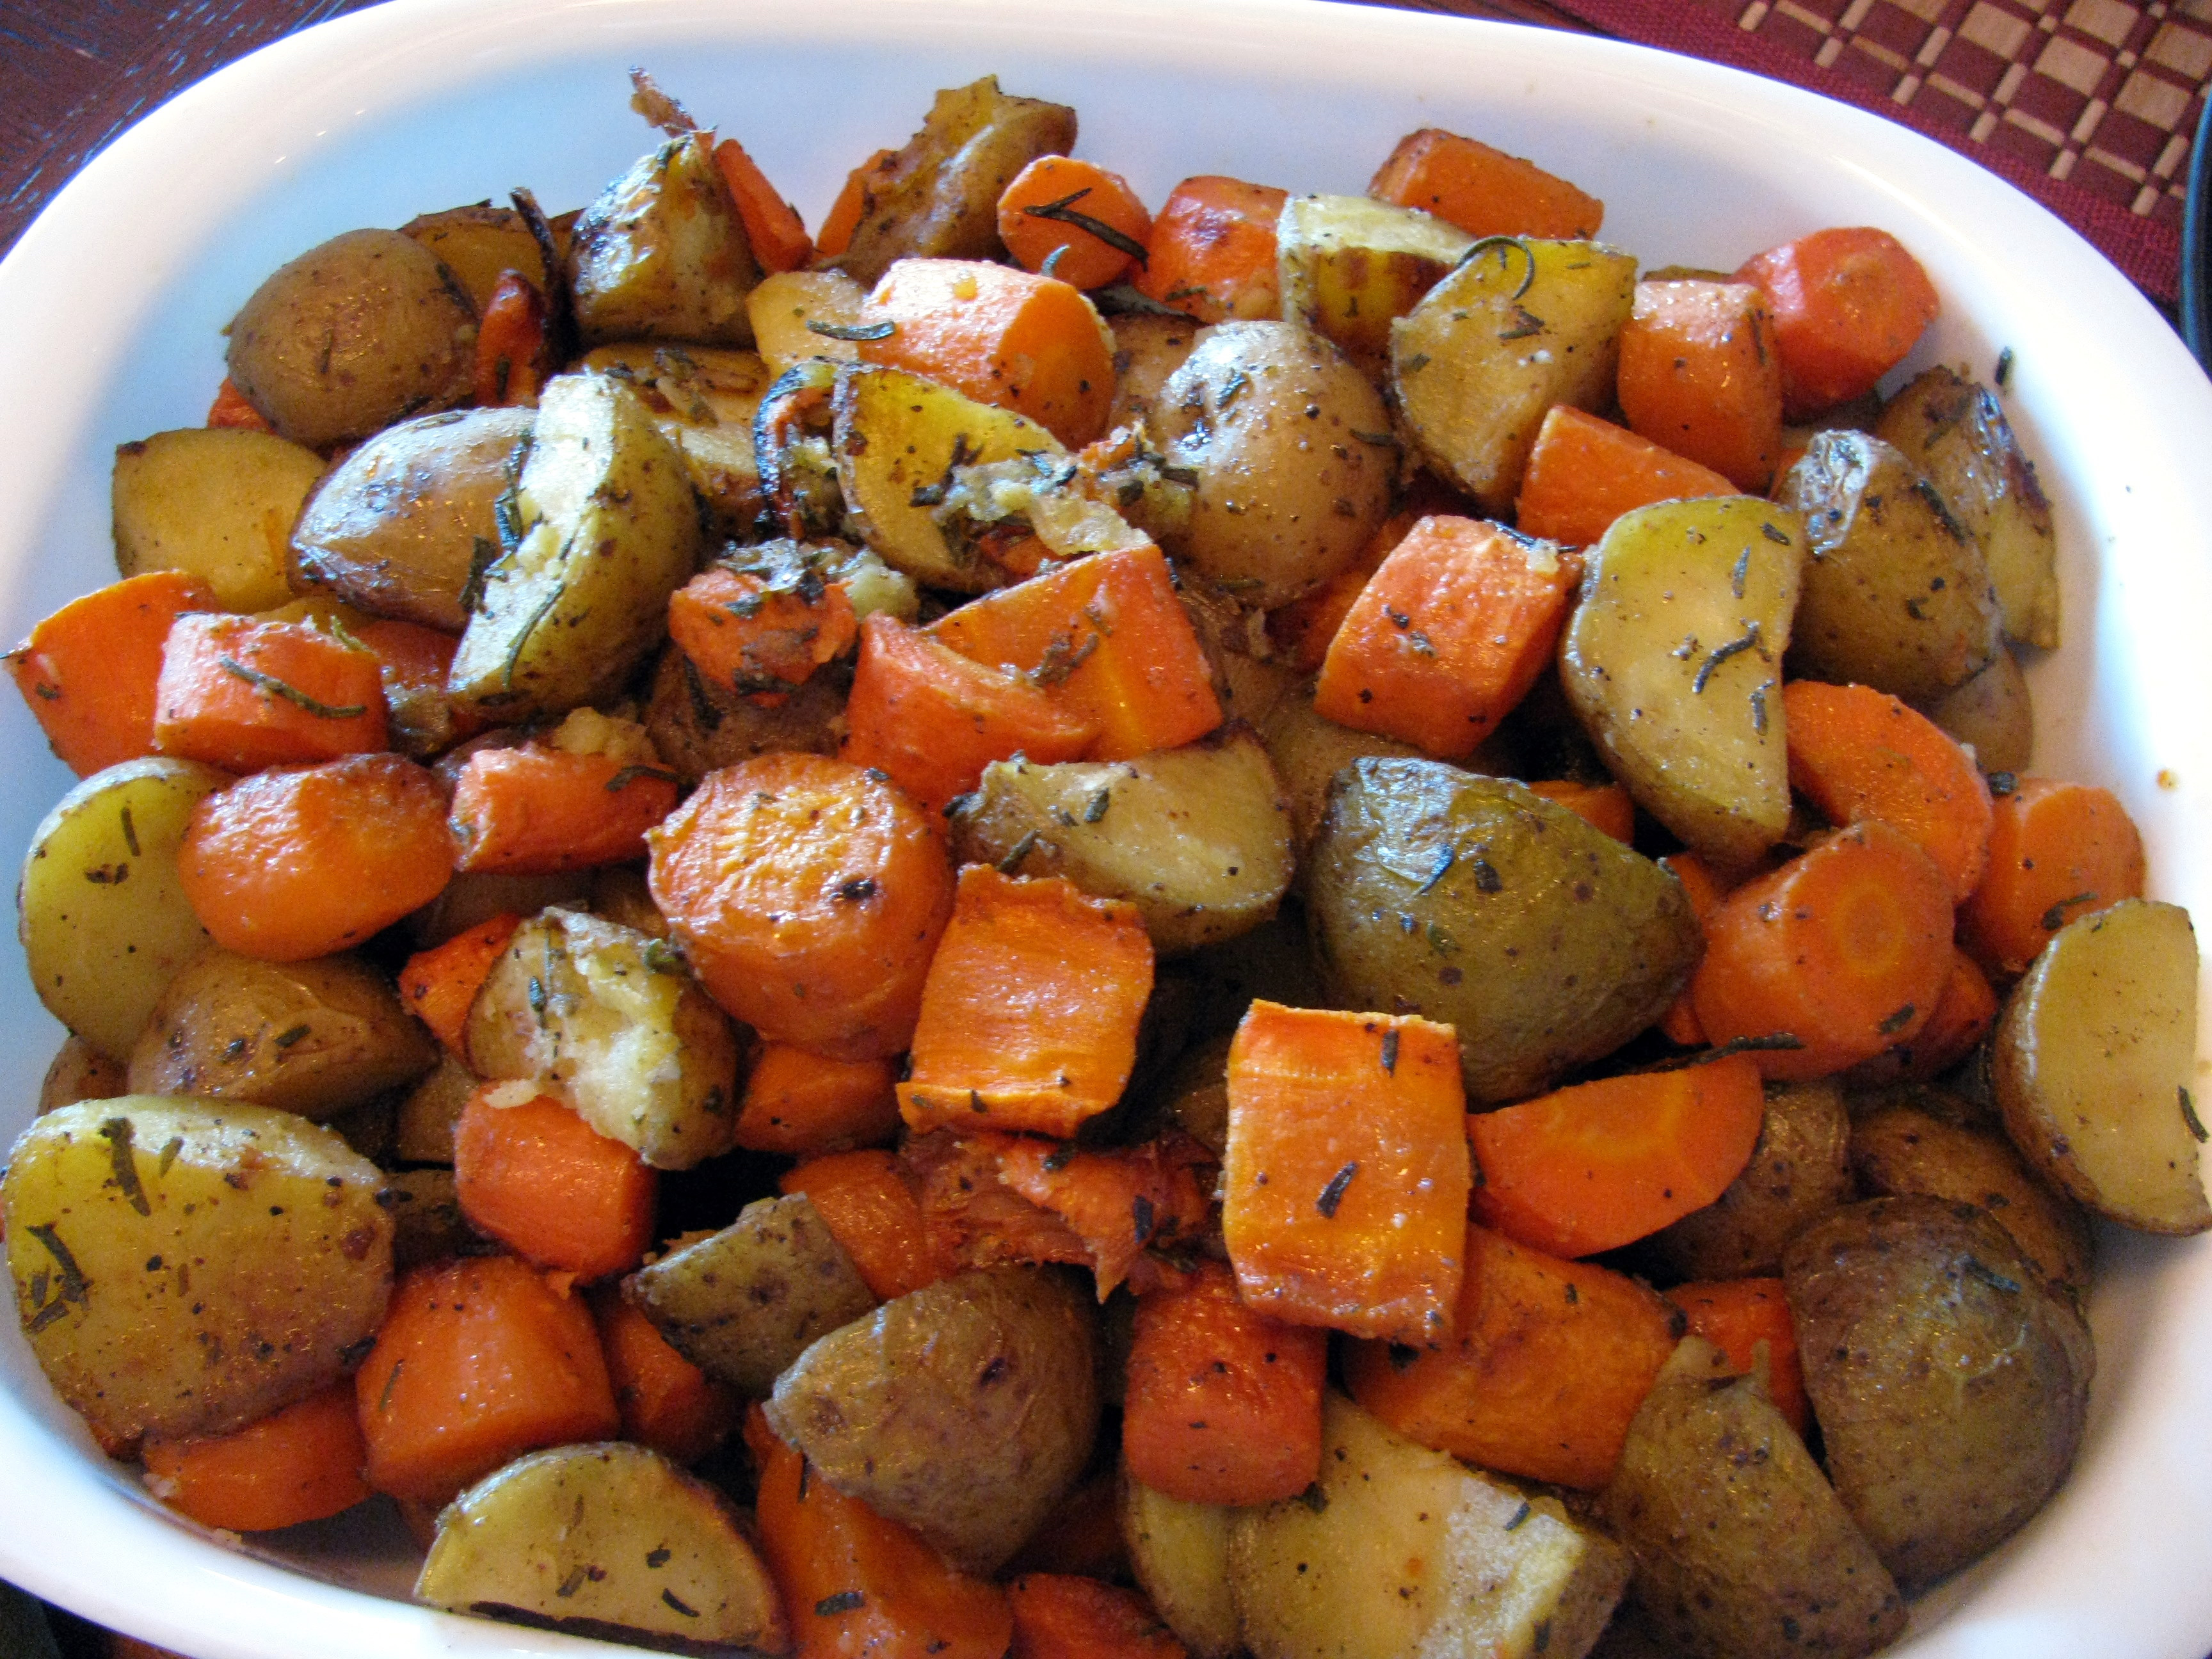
[398,911,524,1056]
[1656,851,1735,1047]
[449,744,680,875]
[207,376,275,431]
[781,1148,949,1301]
[1343,1222,1677,1489]
[6,570,219,776]
[899,867,1155,1139]
[736,1043,902,1156]
[1131,175,1288,324]
[1368,127,1603,240]
[143,1381,370,1532]
[714,136,813,274]
[1513,405,1736,547]
[453,1086,658,1279]
[1007,1574,1187,1659]
[1843,944,1999,1088]
[1958,776,2145,978]
[1222,1002,1471,1346]
[154,612,389,772]
[471,269,550,407]
[1662,1277,1809,1436]
[997,156,1154,293]
[590,1288,739,1465]
[1615,280,1784,493]
[1121,1258,1327,1506]
[1735,227,1940,419]
[816,148,897,259]
[1524,778,1634,843]
[669,565,858,705]
[1467,1054,1767,1258]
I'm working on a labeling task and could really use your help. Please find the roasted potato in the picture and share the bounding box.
[380,1166,476,1270]
[747,269,869,378]
[1120,1472,1240,1659]
[1275,193,1473,370]
[112,427,327,611]
[392,1053,476,1164]
[401,202,557,309]
[577,343,771,534]
[568,132,763,347]
[36,1038,126,1117]
[1914,637,2033,774]
[1646,1078,1853,1281]
[642,645,847,784]
[1107,314,1201,431]
[1256,687,1485,854]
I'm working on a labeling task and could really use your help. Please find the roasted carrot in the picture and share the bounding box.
[841,614,1098,817]
[858,259,1118,447]
[1958,775,2145,977]
[590,1288,739,1464]
[6,570,219,776]
[1131,175,1288,324]
[780,1148,948,1301]
[997,156,1155,292]
[154,612,389,772]
[448,744,680,875]
[1312,515,1580,760]
[1368,127,1603,240]
[1512,405,1736,547]
[1662,1277,1809,1436]
[816,148,897,259]
[1007,1575,1187,1659]
[928,545,1223,761]
[1265,494,1437,674]
[355,1254,619,1507]
[1690,819,1955,1080]
[1223,1002,1471,1347]
[648,753,956,1060]
[1121,1258,1327,1506]
[900,867,1155,1139]
[1615,279,1785,493]
[1735,227,1940,419]
[1524,778,1635,842]
[398,911,523,1056]
[736,1043,901,1156]
[1784,679,1993,902]
[453,1087,658,1280]
[1467,1054,1767,1258]
[714,136,814,273]
[1842,944,1999,1088]
[179,753,456,961]
[1656,851,1733,1046]
[669,565,858,703]
[206,377,274,431]
[1342,1221,1678,1489]
[141,1380,370,1532]
[471,270,550,407]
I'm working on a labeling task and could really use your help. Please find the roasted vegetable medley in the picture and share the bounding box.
[6,65,2204,1659]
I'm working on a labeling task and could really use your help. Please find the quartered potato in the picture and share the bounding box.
[1119,1472,1240,1659]
[20,757,228,1062]
[1646,1078,1853,1281]
[951,726,1294,955]
[1994,897,2211,1234]
[577,343,772,534]
[569,132,763,347]
[467,906,742,1169]
[447,372,701,721]
[1391,236,1637,513]
[747,269,869,378]
[3,1098,392,1443]
[113,427,326,611]
[1560,495,1805,869]
[1915,637,2034,774]
[1276,193,1475,370]
[1107,314,1201,430]
[1231,1391,1628,1659]
[402,202,558,310]
[417,1441,787,1652]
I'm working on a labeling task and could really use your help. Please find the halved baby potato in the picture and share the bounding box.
[113,427,326,611]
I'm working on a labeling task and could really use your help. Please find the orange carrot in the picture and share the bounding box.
[1615,280,1784,493]
[1690,819,1955,1081]
[1121,1258,1327,1505]
[1735,227,1940,419]
[714,136,814,273]
[1656,851,1733,1046]
[207,376,275,431]
[1265,493,1439,674]
[648,753,956,1060]
[669,565,858,704]
[351,615,461,700]
[355,1254,619,1506]
[899,867,1155,1139]
[749,1406,1012,1659]
[1368,127,1603,240]
[1958,776,2145,977]
[179,753,456,961]
[399,911,524,1056]
[1131,175,1288,324]
[997,156,1155,293]
[154,612,389,772]
[590,1288,739,1465]
[471,270,550,407]
[858,259,1118,447]
[453,1087,658,1279]
[1525,778,1635,842]
[6,570,220,776]
[1343,1221,1678,1489]
[780,1148,949,1301]
[1311,515,1578,760]
[1784,679,1993,902]
[1007,1575,1187,1659]
[1466,1054,1767,1258]
[1512,405,1736,547]
[142,1380,370,1532]
[736,1043,901,1156]
[449,744,680,875]
[1662,1277,1808,1436]
[928,545,1223,761]
[841,614,1098,817]
[1223,1002,1471,1347]
[1843,944,1999,1088]
[817,148,897,259]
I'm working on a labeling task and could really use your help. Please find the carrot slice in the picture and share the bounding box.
[714,136,813,274]
[142,1380,370,1532]
[6,570,219,777]
[590,1288,739,1465]
[453,1087,658,1279]
[1615,280,1784,493]
[1662,1277,1809,1436]
[1523,778,1634,842]
[448,744,680,875]
[1735,227,1940,419]
[817,148,898,259]
[154,612,389,772]
[1513,405,1736,547]
[669,565,858,703]
[736,1043,901,1156]
[1656,851,1735,1047]
[1007,1574,1187,1659]
[780,1148,949,1301]
[997,156,1154,293]
[398,911,524,1057]
[1131,175,1288,324]
[472,269,550,407]
[1842,944,1999,1088]
[1368,127,1603,240]
[1958,775,2145,978]
[207,376,275,431]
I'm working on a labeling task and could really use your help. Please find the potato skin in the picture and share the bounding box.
[569,133,763,347]
[1646,1078,1852,1281]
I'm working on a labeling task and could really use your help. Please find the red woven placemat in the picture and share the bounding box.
[1542,0,2202,301]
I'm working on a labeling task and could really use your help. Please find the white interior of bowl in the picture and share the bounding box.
[1,1,2209,1655]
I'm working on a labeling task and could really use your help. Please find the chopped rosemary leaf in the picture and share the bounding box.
[99,1118,150,1216]
[606,764,680,792]
[1379,1028,1400,1075]
[2183,1086,2208,1144]
[29,1222,88,1301]
[1019,187,1150,264]
[815,1591,866,1616]
[1315,1161,1359,1219]
[218,657,366,720]
[808,319,897,342]
[1690,621,1761,694]
[998,830,1040,874]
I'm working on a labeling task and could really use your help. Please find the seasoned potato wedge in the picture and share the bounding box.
[447,373,700,721]
[1107,314,1201,431]
[642,645,847,784]
[1276,193,1473,368]
[1993,897,2210,1234]
[747,269,869,378]
[402,202,556,309]
[765,1266,1098,1574]
[467,907,742,1169]
[569,132,762,347]
[127,948,438,1121]
[113,428,326,611]
[1560,496,1805,869]
[37,1037,126,1117]
[393,1053,476,1164]
[1914,638,2033,774]
[624,1194,876,1396]
[1258,688,1455,854]
[1231,1391,1628,1659]
[3,1097,392,1443]
[20,757,228,1062]
[577,343,772,534]
[1391,236,1637,513]
[1120,1471,1240,1659]
[952,726,1294,955]
[1647,1078,1853,1281]
[417,1441,787,1651]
